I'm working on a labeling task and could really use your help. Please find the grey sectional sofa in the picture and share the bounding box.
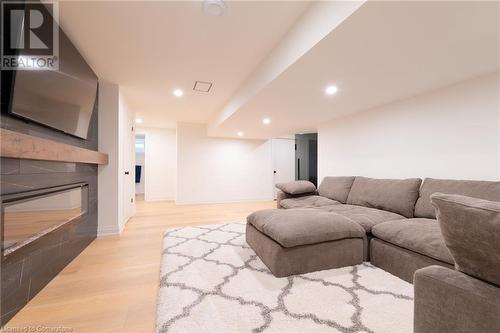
[413,193,500,333]
[248,176,500,282]
[247,177,500,332]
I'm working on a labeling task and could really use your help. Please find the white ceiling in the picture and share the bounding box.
[211,0,500,138]
[58,0,310,128]
[59,1,499,137]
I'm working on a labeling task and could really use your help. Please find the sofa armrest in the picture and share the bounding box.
[414,265,500,333]
[276,190,290,209]
[276,189,320,208]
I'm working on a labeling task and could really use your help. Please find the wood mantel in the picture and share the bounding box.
[0,129,109,165]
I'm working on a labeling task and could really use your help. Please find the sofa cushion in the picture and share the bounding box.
[247,208,365,248]
[415,178,500,219]
[346,177,422,218]
[318,204,405,232]
[275,180,316,195]
[372,218,453,264]
[318,176,356,204]
[431,193,500,286]
[280,195,339,209]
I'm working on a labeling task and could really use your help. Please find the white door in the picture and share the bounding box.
[272,138,295,198]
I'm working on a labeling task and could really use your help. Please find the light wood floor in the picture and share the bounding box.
[6,198,275,333]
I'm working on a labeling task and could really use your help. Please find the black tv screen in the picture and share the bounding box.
[8,25,98,139]
[135,165,142,183]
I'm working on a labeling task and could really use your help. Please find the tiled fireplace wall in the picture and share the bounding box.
[0,98,99,324]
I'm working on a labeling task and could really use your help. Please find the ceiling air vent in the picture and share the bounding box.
[193,81,213,93]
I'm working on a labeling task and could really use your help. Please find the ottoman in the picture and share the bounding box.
[246,208,366,277]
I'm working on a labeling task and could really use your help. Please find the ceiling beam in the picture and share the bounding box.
[207,0,366,136]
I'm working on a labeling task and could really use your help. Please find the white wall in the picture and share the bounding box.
[136,127,177,201]
[119,93,136,228]
[176,123,274,204]
[318,72,500,182]
[272,138,295,198]
[98,82,121,236]
[98,82,135,236]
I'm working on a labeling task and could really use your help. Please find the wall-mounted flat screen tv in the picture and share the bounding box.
[8,19,98,139]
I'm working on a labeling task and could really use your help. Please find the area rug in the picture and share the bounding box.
[156,223,414,333]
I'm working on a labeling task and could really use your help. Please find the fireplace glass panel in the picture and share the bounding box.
[2,185,87,255]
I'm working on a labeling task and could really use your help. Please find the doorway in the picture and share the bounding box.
[135,134,145,201]
[295,133,318,187]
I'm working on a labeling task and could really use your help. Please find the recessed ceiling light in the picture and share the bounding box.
[262,118,271,125]
[135,118,143,124]
[237,131,244,137]
[325,85,338,95]
[173,89,184,97]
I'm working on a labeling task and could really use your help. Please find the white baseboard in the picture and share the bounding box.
[145,197,175,202]
[98,216,130,237]
[97,224,121,237]
[175,197,274,205]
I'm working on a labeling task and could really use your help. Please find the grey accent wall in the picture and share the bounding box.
[0,97,98,324]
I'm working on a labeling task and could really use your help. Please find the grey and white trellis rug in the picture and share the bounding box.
[156,223,414,333]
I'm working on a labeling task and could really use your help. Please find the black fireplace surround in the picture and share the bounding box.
[0,90,99,324]
[2,184,89,255]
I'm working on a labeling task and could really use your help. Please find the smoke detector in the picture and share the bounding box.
[203,0,226,16]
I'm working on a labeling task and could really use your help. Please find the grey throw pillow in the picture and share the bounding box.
[431,193,500,286]
[276,180,316,195]
[318,176,355,204]
[346,177,422,218]
[415,178,500,219]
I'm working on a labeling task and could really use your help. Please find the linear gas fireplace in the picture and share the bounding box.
[1,183,88,257]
